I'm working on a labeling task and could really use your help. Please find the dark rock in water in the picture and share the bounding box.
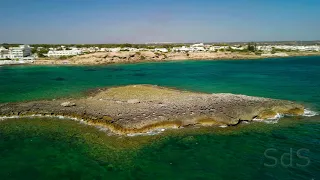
[133,73,146,77]
[107,67,124,72]
[272,133,288,140]
[52,77,66,81]
[107,164,114,171]
[84,68,97,72]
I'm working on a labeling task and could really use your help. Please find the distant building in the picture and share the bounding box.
[0,45,32,59]
[9,45,32,59]
[191,43,204,47]
[0,46,10,59]
[105,48,121,52]
[47,48,82,57]
[154,48,168,53]
[172,46,205,52]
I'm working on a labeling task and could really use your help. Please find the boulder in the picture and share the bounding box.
[127,99,140,104]
[60,102,76,107]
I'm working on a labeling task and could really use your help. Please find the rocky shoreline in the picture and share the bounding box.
[33,51,320,65]
[0,85,305,135]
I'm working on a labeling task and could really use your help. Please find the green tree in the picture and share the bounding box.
[31,48,37,54]
[38,49,49,57]
[247,43,256,52]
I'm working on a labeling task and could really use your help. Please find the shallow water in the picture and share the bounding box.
[0,57,319,179]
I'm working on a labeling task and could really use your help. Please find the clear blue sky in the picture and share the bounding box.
[1,0,319,44]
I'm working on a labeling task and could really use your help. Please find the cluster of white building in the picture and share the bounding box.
[34,43,320,58]
[0,45,33,60]
[171,44,320,53]
[257,45,320,52]
[2,43,319,61]
[47,48,82,57]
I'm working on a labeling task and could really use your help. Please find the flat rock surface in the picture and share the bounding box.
[0,85,304,133]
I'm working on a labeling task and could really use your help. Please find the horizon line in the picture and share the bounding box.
[1,40,320,45]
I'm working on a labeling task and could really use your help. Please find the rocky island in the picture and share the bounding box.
[0,85,304,135]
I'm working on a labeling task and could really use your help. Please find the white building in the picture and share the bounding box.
[256,45,320,52]
[9,45,32,59]
[0,45,32,59]
[154,48,168,53]
[0,46,10,59]
[191,43,204,47]
[47,48,82,57]
[172,46,191,52]
[105,48,121,52]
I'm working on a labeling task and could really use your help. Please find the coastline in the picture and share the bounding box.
[30,51,320,66]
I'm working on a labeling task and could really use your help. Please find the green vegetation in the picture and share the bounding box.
[247,43,257,52]
[212,43,229,46]
[140,56,146,60]
[154,52,161,56]
[0,58,12,60]
[38,49,49,58]
[255,51,263,55]
[31,48,37,54]
[58,55,74,60]
[0,43,19,49]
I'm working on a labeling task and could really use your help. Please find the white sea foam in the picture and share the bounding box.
[0,115,20,120]
[0,114,88,126]
[0,114,176,136]
[219,125,228,128]
[126,128,166,137]
[303,109,319,117]
[2,109,317,136]
[253,113,283,121]
[252,108,319,124]
[253,113,283,124]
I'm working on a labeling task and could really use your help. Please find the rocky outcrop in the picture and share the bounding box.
[32,51,320,65]
[0,85,304,134]
[33,52,262,65]
[60,102,76,107]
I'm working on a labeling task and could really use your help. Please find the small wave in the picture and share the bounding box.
[253,113,283,124]
[0,114,89,127]
[252,109,319,124]
[127,128,167,137]
[0,115,20,120]
[0,115,175,136]
[253,113,283,121]
[303,109,319,117]
[219,125,228,128]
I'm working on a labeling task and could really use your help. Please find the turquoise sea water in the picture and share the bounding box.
[0,56,319,179]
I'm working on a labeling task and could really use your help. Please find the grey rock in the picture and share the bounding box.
[127,99,140,104]
[60,102,76,107]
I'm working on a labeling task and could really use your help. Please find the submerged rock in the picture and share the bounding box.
[52,77,66,81]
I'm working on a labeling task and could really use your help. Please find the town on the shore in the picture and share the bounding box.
[1,42,320,65]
